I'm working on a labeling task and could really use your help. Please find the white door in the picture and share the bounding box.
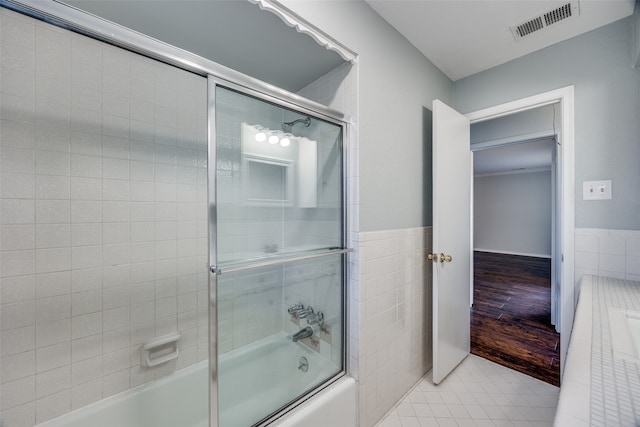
[432,100,472,384]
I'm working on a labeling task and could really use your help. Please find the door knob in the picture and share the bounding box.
[427,253,439,262]
[440,253,452,263]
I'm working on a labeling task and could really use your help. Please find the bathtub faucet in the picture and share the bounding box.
[296,307,314,319]
[306,311,324,326]
[289,304,314,319]
[287,304,304,315]
[292,326,314,342]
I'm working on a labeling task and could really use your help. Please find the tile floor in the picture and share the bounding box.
[375,355,560,427]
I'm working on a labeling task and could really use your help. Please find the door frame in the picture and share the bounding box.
[465,86,575,377]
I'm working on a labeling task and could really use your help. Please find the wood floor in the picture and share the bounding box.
[471,251,560,386]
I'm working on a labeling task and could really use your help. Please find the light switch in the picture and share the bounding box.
[583,180,612,200]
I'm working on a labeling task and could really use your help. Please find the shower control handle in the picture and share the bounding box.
[288,304,304,315]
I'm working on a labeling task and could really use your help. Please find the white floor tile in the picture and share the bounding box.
[430,403,453,418]
[447,404,470,419]
[399,416,422,427]
[456,392,479,405]
[397,402,417,417]
[417,416,437,427]
[375,355,558,427]
[412,403,434,418]
[435,418,458,427]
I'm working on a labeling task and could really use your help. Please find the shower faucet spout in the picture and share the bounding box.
[292,326,314,342]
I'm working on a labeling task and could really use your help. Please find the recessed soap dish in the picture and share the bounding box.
[140,332,181,368]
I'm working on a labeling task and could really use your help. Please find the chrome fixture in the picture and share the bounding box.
[287,304,304,314]
[288,303,314,319]
[292,326,314,342]
[296,307,314,319]
[306,311,324,326]
[298,356,309,372]
[282,116,311,133]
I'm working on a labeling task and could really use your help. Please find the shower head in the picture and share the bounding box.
[282,116,311,133]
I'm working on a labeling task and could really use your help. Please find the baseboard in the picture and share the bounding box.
[473,248,552,259]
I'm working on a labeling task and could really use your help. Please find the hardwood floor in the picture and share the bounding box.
[471,251,560,386]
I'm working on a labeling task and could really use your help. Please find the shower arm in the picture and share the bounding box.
[282,116,311,133]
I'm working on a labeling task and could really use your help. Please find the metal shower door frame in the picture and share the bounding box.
[207,75,351,427]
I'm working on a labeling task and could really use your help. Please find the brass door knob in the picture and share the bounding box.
[440,253,452,263]
[427,253,439,262]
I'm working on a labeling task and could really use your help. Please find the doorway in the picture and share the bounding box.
[464,87,575,379]
[430,88,574,384]
[470,134,560,385]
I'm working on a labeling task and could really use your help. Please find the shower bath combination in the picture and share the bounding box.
[0,3,354,427]
[212,85,349,426]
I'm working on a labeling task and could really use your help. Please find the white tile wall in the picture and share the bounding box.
[357,227,433,427]
[297,62,355,117]
[298,54,439,427]
[299,57,432,427]
[574,228,640,283]
[0,8,209,426]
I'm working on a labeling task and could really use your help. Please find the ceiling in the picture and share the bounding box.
[61,0,346,92]
[365,0,635,81]
[60,1,636,86]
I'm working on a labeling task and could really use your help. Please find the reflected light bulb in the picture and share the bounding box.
[255,131,266,142]
[280,137,290,147]
[268,135,279,144]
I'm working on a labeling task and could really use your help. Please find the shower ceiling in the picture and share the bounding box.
[61,0,346,93]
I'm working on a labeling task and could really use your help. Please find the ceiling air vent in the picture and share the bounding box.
[544,3,573,26]
[515,16,544,38]
[511,1,580,40]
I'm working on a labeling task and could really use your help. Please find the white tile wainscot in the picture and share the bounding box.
[555,275,640,426]
[575,228,640,284]
[357,227,433,427]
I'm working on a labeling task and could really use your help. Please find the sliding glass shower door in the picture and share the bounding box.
[209,81,348,426]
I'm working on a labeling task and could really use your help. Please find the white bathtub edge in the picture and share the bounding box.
[274,376,357,427]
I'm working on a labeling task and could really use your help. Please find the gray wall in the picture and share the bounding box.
[471,104,559,145]
[281,0,453,232]
[474,171,552,257]
[455,17,640,230]
[634,2,640,68]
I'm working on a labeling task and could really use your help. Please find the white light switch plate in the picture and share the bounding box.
[583,180,612,200]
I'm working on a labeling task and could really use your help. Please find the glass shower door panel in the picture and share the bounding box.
[215,87,343,265]
[216,255,344,427]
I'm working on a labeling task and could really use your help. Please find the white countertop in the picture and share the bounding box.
[554,275,640,426]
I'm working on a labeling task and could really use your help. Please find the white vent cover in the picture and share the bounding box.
[511,2,580,40]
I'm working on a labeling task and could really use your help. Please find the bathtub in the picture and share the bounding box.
[36,333,356,427]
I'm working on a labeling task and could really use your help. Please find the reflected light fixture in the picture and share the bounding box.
[268,134,279,144]
[255,129,266,142]
[280,137,290,147]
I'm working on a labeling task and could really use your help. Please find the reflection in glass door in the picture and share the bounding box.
[209,82,348,426]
